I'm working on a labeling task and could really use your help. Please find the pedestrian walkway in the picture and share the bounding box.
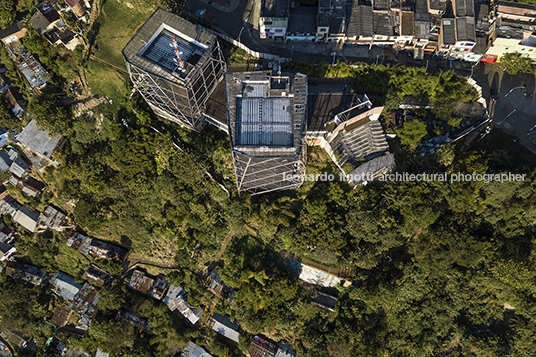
[507,87,536,115]
[214,230,236,262]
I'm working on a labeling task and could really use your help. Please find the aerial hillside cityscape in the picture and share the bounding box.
[0,0,535,356]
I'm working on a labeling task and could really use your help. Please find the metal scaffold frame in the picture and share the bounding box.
[123,8,227,131]
[126,62,195,129]
[225,71,308,195]
[233,151,307,195]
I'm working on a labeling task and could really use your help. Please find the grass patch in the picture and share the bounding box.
[85,0,157,104]
[56,242,92,281]
[220,40,258,65]
[85,60,130,104]
[60,54,82,83]
[297,146,343,196]
[92,0,157,69]
[228,47,250,65]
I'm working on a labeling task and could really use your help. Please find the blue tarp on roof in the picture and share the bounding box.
[0,127,8,147]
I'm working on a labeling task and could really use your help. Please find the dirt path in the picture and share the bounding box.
[214,229,236,262]
[88,0,101,27]
[78,68,90,95]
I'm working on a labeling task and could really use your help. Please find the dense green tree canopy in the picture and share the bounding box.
[1,38,535,357]
[500,52,536,75]
[397,119,428,149]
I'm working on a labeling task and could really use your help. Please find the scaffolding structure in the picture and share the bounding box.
[123,8,226,131]
[225,71,308,195]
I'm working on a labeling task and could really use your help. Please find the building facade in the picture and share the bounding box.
[123,8,226,131]
[225,71,308,195]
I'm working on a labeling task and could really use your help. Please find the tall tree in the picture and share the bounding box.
[500,52,535,75]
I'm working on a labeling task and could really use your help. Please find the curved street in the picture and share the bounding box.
[0,337,13,357]
[472,63,536,153]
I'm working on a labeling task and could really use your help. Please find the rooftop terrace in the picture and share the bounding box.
[227,71,307,154]
[123,8,216,83]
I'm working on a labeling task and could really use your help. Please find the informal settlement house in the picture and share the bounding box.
[64,230,129,261]
[162,285,204,324]
[83,264,113,286]
[65,0,87,20]
[37,205,71,231]
[0,242,16,261]
[9,175,45,198]
[250,335,278,357]
[285,257,351,287]
[129,269,169,300]
[225,70,308,195]
[4,87,26,117]
[0,194,44,233]
[182,341,213,357]
[205,267,236,301]
[0,22,27,44]
[29,0,80,50]
[0,148,18,173]
[50,271,82,302]
[123,8,226,131]
[2,38,49,90]
[5,261,46,285]
[49,271,99,330]
[211,313,241,343]
[16,119,63,169]
[13,206,40,232]
[0,223,16,244]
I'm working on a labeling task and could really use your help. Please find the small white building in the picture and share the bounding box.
[13,206,40,233]
[0,242,16,261]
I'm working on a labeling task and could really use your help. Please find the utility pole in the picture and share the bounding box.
[238,26,244,48]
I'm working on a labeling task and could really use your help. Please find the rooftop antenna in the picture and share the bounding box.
[171,35,186,72]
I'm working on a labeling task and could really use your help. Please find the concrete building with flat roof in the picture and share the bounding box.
[485,36,536,62]
[13,206,39,233]
[260,0,290,40]
[225,71,308,195]
[123,8,226,131]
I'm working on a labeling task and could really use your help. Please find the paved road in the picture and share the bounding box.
[0,338,13,357]
[179,0,489,67]
[472,63,536,153]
